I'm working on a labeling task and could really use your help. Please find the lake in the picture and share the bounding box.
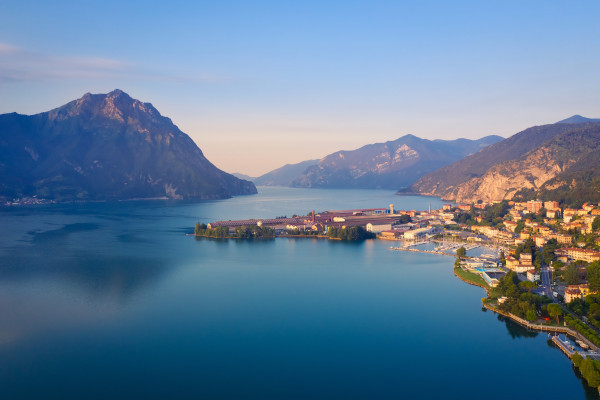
[0,187,595,399]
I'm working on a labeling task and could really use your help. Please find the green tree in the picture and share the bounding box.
[547,303,562,324]
[456,246,466,258]
[553,260,565,271]
[519,281,536,291]
[514,220,525,234]
[515,238,536,261]
[593,216,600,232]
[534,250,543,268]
[580,359,600,387]
[588,261,600,293]
[542,239,558,265]
[564,264,580,285]
[525,309,538,322]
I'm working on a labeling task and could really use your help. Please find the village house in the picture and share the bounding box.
[533,235,547,247]
[520,253,533,266]
[526,269,540,282]
[565,287,582,303]
[504,220,518,232]
[546,210,560,219]
[527,200,543,214]
[555,248,600,264]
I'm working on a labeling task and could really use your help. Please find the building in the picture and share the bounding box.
[513,264,535,273]
[520,253,533,266]
[546,210,560,219]
[565,288,582,303]
[527,270,540,282]
[504,221,518,232]
[544,201,560,211]
[552,234,573,245]
[527,200,543,214]
[403,227,434,240]
[575,284,593,297]
[533,236,547,247]
[555,248,600,263]
[366,223,392,233]
[481,269,505,287]
[380,230,402,239]
[505,256,519,270]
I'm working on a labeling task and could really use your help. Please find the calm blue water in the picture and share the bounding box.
[0,187,595,399]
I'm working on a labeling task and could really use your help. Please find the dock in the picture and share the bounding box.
[483,302,600,358]
[389,246,457,257]
[552,336,576,358]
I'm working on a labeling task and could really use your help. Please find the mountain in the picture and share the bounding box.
[0,90,257,202]
[406,124,579,199]
[289,135,503,189]
[232,172,255,181]
[408,122,600,205]
[254,159,319,186]
[556,115,600,124]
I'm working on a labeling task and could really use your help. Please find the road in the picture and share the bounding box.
[540,265,553,298]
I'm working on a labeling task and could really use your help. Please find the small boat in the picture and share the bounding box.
[577,340,590,349]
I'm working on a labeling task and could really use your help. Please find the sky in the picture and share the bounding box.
[1,1,599,177]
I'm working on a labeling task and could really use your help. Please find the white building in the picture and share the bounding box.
[526,270,540,282]
[366,223,392,233]
[403,227,434,240]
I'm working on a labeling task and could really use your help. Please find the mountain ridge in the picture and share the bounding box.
[407,120,600,205]
[254,159,319,186]
[289,134,503,189]
[0,90,257,202]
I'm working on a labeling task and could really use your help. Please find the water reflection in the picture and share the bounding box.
[498,315,538,339]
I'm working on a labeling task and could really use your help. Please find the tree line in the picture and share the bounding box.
[195,223,275,239]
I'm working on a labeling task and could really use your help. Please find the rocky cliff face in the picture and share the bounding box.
[410,122,600,203]
[0,90,257,201]
[289,134,502,189]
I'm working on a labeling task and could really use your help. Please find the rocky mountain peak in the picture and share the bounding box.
[0,91,257,201]
[50,89,162,124]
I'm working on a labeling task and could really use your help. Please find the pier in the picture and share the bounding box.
[483,302,600,357]
[552,336,576,358]
[389,246,457,257]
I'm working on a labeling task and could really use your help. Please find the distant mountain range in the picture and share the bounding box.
[258,135,502,189]
[556,115,600,124]
[0,90,257,202]
[232,172,256,181]
[253,159,319,186]
[407,116,600,206]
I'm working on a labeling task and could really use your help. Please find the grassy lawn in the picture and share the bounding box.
[454,267,489,289]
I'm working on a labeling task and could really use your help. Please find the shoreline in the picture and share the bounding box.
[453,266,599,357]
[191,233,346,241]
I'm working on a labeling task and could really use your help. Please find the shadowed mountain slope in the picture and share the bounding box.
[0,90,256,202]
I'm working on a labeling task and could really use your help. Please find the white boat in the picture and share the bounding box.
[577,340,590,349]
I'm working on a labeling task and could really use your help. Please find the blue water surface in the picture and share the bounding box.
[0,187,595,399]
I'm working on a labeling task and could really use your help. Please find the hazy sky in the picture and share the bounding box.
[1,1,599,176]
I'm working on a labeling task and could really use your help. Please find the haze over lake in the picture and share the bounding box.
[0,187,595,399]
